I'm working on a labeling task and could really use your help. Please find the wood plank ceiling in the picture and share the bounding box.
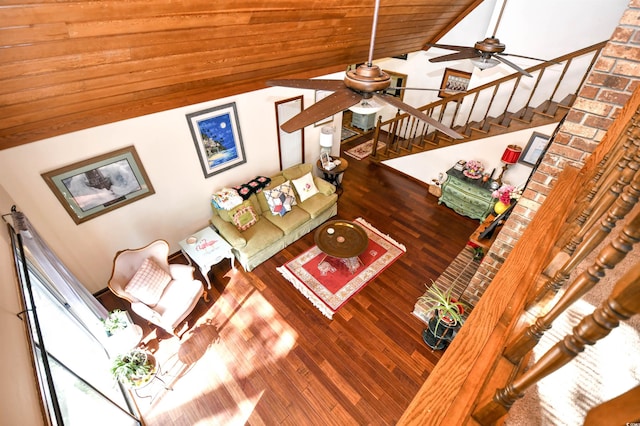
[0,0,482,150]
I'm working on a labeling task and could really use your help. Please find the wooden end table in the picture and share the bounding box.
[317,156,349,194]
[314,220,369,274]
[179,226,235,289]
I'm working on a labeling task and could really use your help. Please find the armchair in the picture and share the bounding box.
[108,240,205,336]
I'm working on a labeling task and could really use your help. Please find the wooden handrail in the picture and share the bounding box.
[371,41,607,159]
[397,80,640,426]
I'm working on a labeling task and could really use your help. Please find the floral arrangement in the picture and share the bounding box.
[492,184,516,204]
[463,160,484,179]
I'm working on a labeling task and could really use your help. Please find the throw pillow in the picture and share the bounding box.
[292,172,319,202]
[125,257,172,306]
[263,181,297,216]
[231,200,259,231]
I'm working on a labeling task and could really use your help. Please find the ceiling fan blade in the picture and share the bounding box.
[266,79,345,92]
[425,43,476,53]
[493,55,532,77]
[280,88,362,133]
[430,50,480,63]
[499,52,558,64]
[388,86,466,94]
[374,93,463,140]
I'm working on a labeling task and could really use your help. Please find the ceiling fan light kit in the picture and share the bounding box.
[470,56,500,70]
[266,0,462,140]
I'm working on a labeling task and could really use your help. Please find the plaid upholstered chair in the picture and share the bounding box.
[107,240,205,336]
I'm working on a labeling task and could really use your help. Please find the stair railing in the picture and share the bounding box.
[397,84,640,426]
[370,41,607,160]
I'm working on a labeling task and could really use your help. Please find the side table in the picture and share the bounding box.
[179,226,235,289]
[317,156,349,194]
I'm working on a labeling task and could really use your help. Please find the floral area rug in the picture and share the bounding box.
[276,218,405,319]
[344,139,387,160]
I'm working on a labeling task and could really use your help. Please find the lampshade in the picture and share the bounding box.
[501,144,522,164]
[470,56,500,70]
[319,126,333,148]
[349,98,383,115]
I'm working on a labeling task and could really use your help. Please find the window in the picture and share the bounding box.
[9,226,141,425]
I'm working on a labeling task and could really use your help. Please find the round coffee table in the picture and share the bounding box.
[314,220,369,273]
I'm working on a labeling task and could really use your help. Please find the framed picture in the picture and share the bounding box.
[519,132,551,167]
[314,90,333,126]
[41,146,154,224]
[186,102,247,178]
[439,68,472,98]
[383,70,408,100]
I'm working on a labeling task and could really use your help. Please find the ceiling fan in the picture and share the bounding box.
[426,0,548,77]
[266,0,463,139]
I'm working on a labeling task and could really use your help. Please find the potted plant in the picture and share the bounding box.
[110,348,156,388]
[418,283,467,350]
[101,309,131,336]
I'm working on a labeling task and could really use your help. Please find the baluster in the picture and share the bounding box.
[505,187,640,362]
[562,148,639,257]
[370,117,382,158]
[474,261,640,424]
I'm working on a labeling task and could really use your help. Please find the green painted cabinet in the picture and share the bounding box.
[438,168,496,222]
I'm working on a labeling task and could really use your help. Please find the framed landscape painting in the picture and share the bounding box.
[186,102,247,178]
[41,146,155,224]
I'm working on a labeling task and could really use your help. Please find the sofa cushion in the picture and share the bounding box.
[125,258,172,306]
[292,172,319,202]
[298,191,339,219]
[264,205,311,234]
[282,163,313,181]
[231,200,259,231]
[236,219,284,259]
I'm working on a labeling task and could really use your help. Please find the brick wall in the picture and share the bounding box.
[463,2,640,306]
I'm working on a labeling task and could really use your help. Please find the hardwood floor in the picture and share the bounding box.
[98,139,479,425]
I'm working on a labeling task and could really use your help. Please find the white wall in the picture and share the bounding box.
[384,123,558,189]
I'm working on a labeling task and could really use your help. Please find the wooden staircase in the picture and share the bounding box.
[368,42,606,162]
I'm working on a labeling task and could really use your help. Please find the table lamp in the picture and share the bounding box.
[319,126,334,156]
[496,144,522,185]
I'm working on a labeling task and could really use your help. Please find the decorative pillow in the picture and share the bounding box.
[231,200,259,231]
[124,258,172,306]
[211,188,243,210]
[292,172,319,202]
[263,181,297,216]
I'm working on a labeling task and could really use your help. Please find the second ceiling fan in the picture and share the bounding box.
[266,0,463,139]
[426,0,549,77]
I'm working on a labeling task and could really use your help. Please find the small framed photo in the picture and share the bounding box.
[519,132,551,166]
[439,68,472,98]
[320,151,332,168]
[383,70,408,100]
[41,146,154,224]
[186,102,247,178]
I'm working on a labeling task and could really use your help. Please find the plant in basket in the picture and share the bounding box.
[418,283,468,350]
[110,348,156,388]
